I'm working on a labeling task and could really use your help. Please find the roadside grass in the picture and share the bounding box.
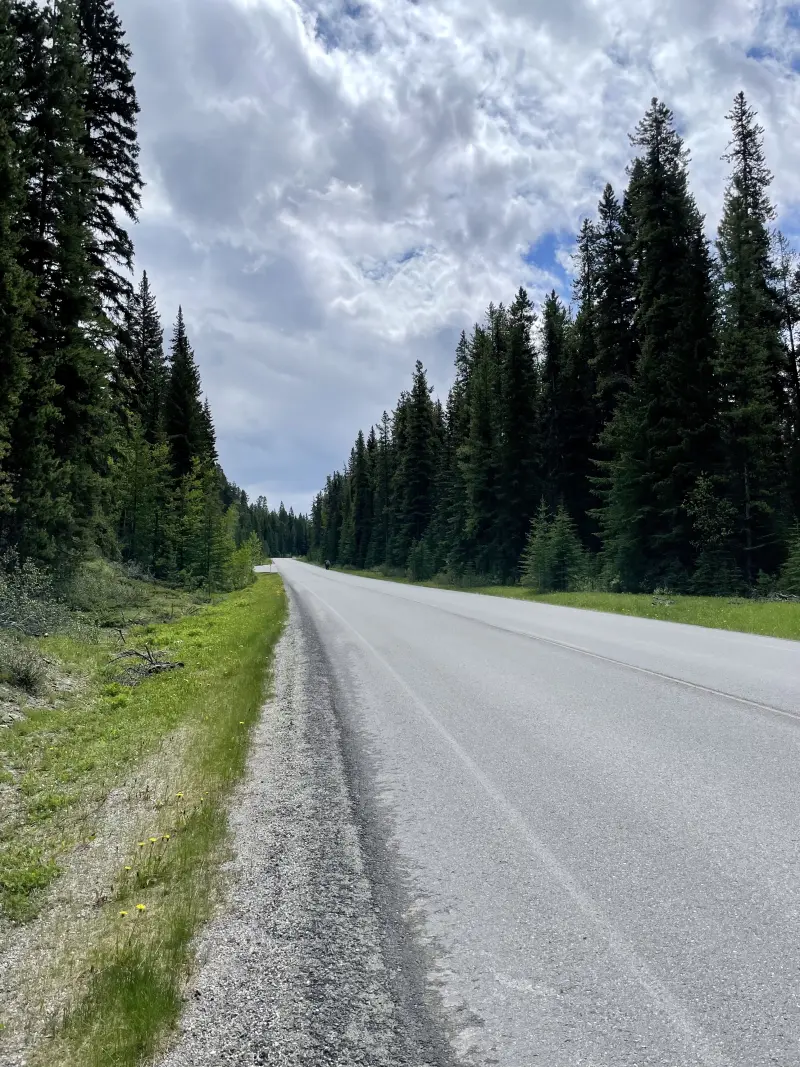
[312,563,800,641]
[0,573,286,1067]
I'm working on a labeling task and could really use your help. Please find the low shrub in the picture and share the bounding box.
[0,636,49,695]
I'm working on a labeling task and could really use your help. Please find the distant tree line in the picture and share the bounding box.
[0,0,302,591]
[310,96,800,594]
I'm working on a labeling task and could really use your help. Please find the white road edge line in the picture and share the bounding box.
[294,576,733,1067]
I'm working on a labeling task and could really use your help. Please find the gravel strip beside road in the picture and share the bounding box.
[155,591,460,1067]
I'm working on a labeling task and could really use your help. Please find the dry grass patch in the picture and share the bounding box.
[0,574,287,1067]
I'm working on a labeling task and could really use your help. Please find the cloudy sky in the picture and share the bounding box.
[115,0,800,514]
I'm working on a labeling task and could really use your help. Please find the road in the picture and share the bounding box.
[276,559,800,1067]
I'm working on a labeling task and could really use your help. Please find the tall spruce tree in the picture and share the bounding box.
[497,287,539,577]
[716,92,787,581]
[393,362,438,563]
[350,429,371,568]
[539,290,571,511]
[592,184,638,426]
[461,321,501,574]
[76,0,142,315]
[115,271,167,442]
[8,0,112,562]
[0,0,33,516]
[599,99,721,590]
[164,307,205,479]
[568,229,600,543]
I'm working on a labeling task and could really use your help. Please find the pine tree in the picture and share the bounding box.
[8,0,112,563]
[592,185,638,425]
[0,0,33,515]
[365,413,392,568]
[76,0,142,316]
[496,287,539,577]
[200,396,218,463]
[520,498,551,591]
[779,525,800,593]
[114,271,167,442]
[164,307,205,480]
[598,99,721,590]
[350,429,371,568]
[539,291,571,511]
[461,321,501,574]
[716,92,787,581]
[548,504,586,591]
[567,231,600,543]
[393,362,438,564]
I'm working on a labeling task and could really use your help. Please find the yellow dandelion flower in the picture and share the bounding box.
[149,837,157,844]
[137,841,145,848]
[136,903,146,912]
[124,866,132,871]
[239,721,245,725]
[176,793,183,799]
[162,834,170,841]
[119,910,128,917]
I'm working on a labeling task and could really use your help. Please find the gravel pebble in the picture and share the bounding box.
[155,590,460,1067]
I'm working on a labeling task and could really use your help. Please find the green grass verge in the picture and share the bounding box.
[312,562,800,641]
[1,573,286,1066]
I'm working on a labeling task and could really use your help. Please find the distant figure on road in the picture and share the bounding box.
[325,559,331,570]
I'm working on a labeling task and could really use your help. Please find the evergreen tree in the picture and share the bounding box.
[164,307,205,480]
[461,322,501,574]
[598,99,721,590]
[496,287,539,577]
[365,413,392,567]
[779,525,800,594]
[350,429,371,568]
[393,361,438,563]
[567,230,600,543]
[0,0,33,515]
[548,504,586,592]
[8,0,112,563]
[592,184,638,425]
[716,92,787,581]
[76,0,142,315]
[114,271,167,442]
[539,291,571,511]
[520,498,551,591]
[200,396,218,463]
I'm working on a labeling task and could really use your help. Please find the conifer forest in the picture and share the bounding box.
[0,0,306,593]
[310,96,800,595]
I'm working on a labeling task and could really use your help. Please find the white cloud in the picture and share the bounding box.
[116,0,800,512]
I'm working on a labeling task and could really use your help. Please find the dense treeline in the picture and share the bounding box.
[0,0,302,591]
[310,96,800,594]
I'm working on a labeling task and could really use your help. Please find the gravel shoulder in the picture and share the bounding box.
[154,586,461,1067]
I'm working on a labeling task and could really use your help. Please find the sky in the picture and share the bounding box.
[115,0,800,515]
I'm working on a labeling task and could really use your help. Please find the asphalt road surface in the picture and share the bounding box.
[276,559,800,1067]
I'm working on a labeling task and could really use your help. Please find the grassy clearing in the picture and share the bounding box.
[314,562,800,641]
[0,572,286,1067]
[0,567,209,923]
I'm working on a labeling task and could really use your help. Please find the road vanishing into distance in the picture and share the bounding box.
[275,559,800,1067]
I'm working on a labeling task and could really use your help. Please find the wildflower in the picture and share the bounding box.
[136,904,146,912]
[119,910,128,917]
[162,834,170,841]
[176,793,183,799]
[239,721,245,725]
[124,866,132,872]
[149,837,157,844]
[138,842,145,848]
